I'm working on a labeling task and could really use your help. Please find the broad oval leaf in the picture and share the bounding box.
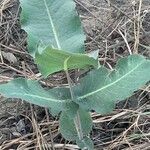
[20,0,85,55]
[59,108,93,141]
[74,55,150,114]
[35,46,98,76]
[0,78,72,114]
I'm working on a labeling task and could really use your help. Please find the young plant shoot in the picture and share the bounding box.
[0,0,150,149]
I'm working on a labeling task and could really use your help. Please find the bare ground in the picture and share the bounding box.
[0,0,150,149]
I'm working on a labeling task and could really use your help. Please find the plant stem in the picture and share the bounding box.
[65,68,83,141]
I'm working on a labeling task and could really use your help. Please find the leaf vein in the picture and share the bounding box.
[78,60,144,99]
[43,0,61,49]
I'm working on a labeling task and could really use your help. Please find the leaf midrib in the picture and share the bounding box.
[78,60,145,100]
[10,93,69,104]
[43,0,61,49]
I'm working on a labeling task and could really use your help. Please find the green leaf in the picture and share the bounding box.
[59,108,93,141]
[35,46,98,76]
[76,136,94,150]
[0,78,72,114]
[87,50,99,60]
[74,55,150,114]
[49,87,79,117]
[20,0,85,55]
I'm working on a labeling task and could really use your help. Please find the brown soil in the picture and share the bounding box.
[0,0,150,149]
